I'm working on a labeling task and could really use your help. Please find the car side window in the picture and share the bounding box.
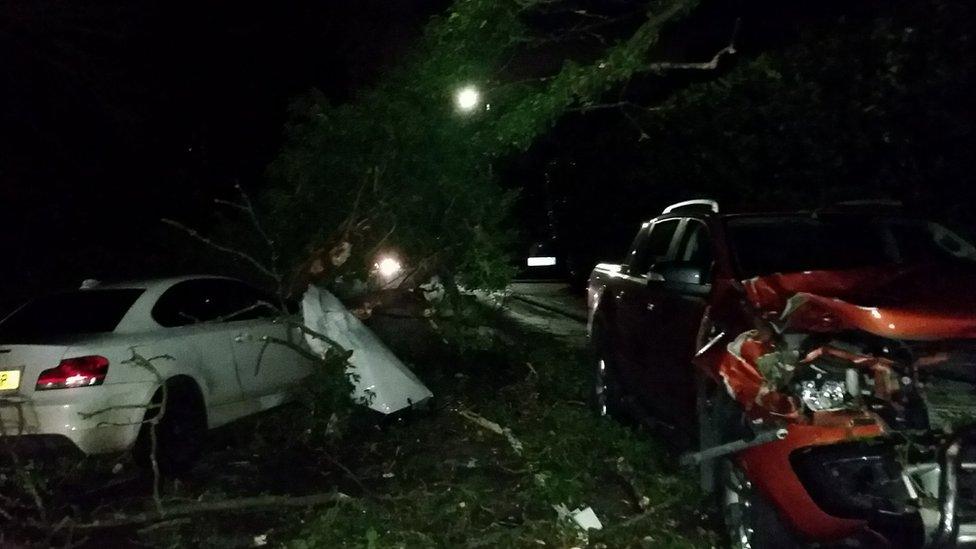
[221,281,278,321]
[624,224,651,274]
[631,219,680,275]
[678,220,713,272]
[153,280,277,327]
[153,280,227,327]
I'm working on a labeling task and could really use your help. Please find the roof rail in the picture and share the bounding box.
[812,199,904,217]
[662,199,719,215]
[832,199,903,209]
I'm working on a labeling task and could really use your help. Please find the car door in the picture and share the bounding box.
[608,223,652,389]
[616,218,682,411]
[218,281,311,398]
[151,280,242,407]
[653,219,714,427]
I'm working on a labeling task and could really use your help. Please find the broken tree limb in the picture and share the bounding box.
[615,497,677,529]
[642,18,739,73]
[457,410,524,456]
[69,492,350,530]
[160,218,279,282]
[613,458,650,512]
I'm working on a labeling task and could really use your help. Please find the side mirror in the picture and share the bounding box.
[659,263,707,285]
[645,271,665,283]
[654,262,711,296]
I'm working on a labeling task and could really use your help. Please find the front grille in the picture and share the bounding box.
[791,440,912,519]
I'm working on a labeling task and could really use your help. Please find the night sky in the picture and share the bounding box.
[0,0,909,304]
[0,1,446,303]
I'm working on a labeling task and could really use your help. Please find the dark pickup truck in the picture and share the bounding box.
[586,199,976,548]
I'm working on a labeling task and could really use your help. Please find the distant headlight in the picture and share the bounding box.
[527,256,557,267]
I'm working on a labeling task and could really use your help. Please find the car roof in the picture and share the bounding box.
[649,210,926,224]
[94,274,237,292]
[98,275,242,334]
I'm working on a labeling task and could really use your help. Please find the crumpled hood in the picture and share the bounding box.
[742,262,976,340]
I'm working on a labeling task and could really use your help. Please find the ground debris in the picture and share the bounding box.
[457,409,524,456]
[72,492,350,530]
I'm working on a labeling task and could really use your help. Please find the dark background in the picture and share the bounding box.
[1,0,970,304]
[0,0,446,307]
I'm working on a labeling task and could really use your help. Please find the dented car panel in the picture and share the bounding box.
[590,207,976,547]
[702,263,976,545]
[710,265,976,545]
[742,264,976,340]
[739,423,884,541]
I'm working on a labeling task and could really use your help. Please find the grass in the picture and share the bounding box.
[271,302,717,548]
[2,298,718,548]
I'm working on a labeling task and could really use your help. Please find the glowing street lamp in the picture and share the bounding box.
[454,85,481,113]
[375,256,403,280]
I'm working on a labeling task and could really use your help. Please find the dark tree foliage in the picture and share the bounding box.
[655,0,974,215]
[262,0,701,292]
[540,0,975,268]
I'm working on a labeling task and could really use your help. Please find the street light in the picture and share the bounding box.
[454,85,481,113]
[376,256,403,280]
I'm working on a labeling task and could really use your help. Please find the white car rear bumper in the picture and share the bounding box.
[0,383,155,455]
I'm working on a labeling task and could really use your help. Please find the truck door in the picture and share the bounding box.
[653,219,713,428]
[617,218,682,412]
[605,223,651,390]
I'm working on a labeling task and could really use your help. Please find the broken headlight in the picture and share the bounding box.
[799,378,850,411]
[793,358,861,413]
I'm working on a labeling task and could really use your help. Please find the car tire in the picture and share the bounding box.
[133,378,207,476]
[696,374,798,548]
[717,457,798,549]
[590,326,625,419]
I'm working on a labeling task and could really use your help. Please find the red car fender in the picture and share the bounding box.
[737,422,884,541]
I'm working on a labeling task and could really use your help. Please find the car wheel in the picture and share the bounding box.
[592,355,624,418]
[134,378,207,476]
[718,458,797,549]
[696,374,797,547]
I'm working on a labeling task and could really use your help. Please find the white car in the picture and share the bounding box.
[0,276,313,470]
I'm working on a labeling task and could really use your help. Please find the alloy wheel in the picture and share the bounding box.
[721,459,757,549]
[595,358,610,416]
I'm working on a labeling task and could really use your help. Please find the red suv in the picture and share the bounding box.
[587,199,976,547]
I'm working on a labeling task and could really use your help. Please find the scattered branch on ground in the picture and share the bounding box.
[614,457,650,512]
[458,410,524,456]
[69,492,351,530]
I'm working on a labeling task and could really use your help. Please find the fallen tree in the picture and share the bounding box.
[259,0,735,298]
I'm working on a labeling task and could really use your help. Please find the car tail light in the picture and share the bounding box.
[35,356,109,390]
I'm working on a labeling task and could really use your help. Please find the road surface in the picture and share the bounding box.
[499,281,587,344]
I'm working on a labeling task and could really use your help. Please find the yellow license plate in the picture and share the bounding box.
[0,369,21,391]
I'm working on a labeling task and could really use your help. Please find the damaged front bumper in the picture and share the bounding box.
[771,428,976,548]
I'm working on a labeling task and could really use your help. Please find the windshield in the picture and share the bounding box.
[0,289,144,341]
[726,215,976,278]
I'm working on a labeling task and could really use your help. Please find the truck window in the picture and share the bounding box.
[624,224,651,274]
[631,219,680,275]
[678,221,712,272]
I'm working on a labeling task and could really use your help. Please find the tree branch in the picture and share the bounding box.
[161,218,278,282]
[643,18,739,73]
[68,492,350,530]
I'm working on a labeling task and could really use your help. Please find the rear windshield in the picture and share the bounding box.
[0,289,144,341]
[726,216,976,278]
